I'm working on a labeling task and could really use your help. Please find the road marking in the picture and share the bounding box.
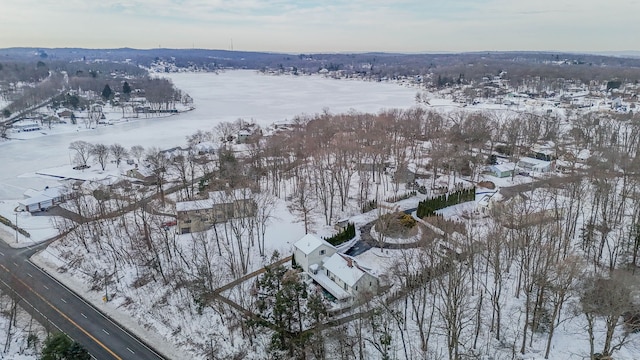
[0,251,4,256]
[26,273,33,278]
[127,348,135,354]
[12,262,18,267]
[61,298,67,304]
[43,285,49,290]
[81,313,87,319]
[4,269,122,359]
[102,329,110,335]
[26,261,166,359]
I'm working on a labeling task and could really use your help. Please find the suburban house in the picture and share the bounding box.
[18,186,66,212]
[293,234,380,306]
[125,166,157,186]
[494,191,565,229]
[57,109,74,119]
[517,157,555,173]
[12,122,42,132]
[176,188,255,234]
[531,141,558,161]
[488,163,515,178]
[293,234,337,273]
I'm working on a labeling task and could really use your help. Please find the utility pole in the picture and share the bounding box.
[14,213,18,243]
[104,270,108,302]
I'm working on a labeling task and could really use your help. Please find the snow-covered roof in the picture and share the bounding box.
[176,199,214,212]
[177,188,253,212]
[491,163,515,173]
[18,193,54,207]
[209,188,252,201]
[323,253,375,287]
[309,270,351,300]
[577,149,591,161]
[23,186,64,200]
[518,157,552,168]
[293,234,334,255]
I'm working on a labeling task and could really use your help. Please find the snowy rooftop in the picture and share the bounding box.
[518,157,552,168]
[175,199,214,212]
[309,270,351,300]
[323,253,373,287]
[18,193,55,207]
[293,233,334,255]
[23,186,64,200]
[491,163,515,172]
[208,188,252,200]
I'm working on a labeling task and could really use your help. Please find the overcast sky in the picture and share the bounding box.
[0,0,637,53]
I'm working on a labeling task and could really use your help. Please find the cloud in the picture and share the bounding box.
[0,0,638,52]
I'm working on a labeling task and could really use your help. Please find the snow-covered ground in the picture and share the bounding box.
[0,70,418,200]
[2,71,638,360]
[0,293,44,360]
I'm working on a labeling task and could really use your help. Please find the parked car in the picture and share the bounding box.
[161,220,177,230]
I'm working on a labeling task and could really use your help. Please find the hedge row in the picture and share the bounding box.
[0,215,31,238]
[417,187,476,218]
[324,222,356,246]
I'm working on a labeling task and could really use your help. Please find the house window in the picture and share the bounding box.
[344,283,348,290]
[355,286,358,291]
[327,270,329,276]
[319,249,326,255]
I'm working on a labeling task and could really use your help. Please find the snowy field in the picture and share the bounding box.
[0,71,418,200]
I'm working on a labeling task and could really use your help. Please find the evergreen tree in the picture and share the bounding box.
[101,84,113,100]
[253,252,318,358]
[122,81,131,95]
[41,333,90,360]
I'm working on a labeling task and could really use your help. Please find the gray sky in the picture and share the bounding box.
[0,0,636,53]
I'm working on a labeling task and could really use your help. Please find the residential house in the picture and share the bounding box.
[125,166,156,186]
[488,163,515,178]
[12,122,41,132]
[531,143,557,162]
[293,234,337,273]
[517,157,555,173]
[176,188,255,234]
[495,191,565,229]
[18,186,67,212]
[57,109,74,119]
[236,130,252,144]
[322,253,379,300]
[293,234,381,306]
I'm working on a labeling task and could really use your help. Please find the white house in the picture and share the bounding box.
[18,186,66,212]
[293,234,336,273]
[517,157,555,173]
[293,234,380,305]
[488,163,515,178]
[322,253,379,299]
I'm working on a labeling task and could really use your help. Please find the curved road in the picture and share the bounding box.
[0,238,168,360]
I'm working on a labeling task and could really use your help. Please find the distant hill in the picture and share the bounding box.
[3,48,640,84]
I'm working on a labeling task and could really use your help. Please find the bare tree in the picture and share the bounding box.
[110,143,128,167]
[581,271,635,359]
[289,171,315,234]
[91,143,110,171]
[69,140,93,167]
[130,145,145,164]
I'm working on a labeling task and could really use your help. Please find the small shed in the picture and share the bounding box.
[489,163,515,178]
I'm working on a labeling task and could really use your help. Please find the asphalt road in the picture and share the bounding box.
[0,239,168,360]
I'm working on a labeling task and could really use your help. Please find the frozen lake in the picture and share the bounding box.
[0,70,418,199]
